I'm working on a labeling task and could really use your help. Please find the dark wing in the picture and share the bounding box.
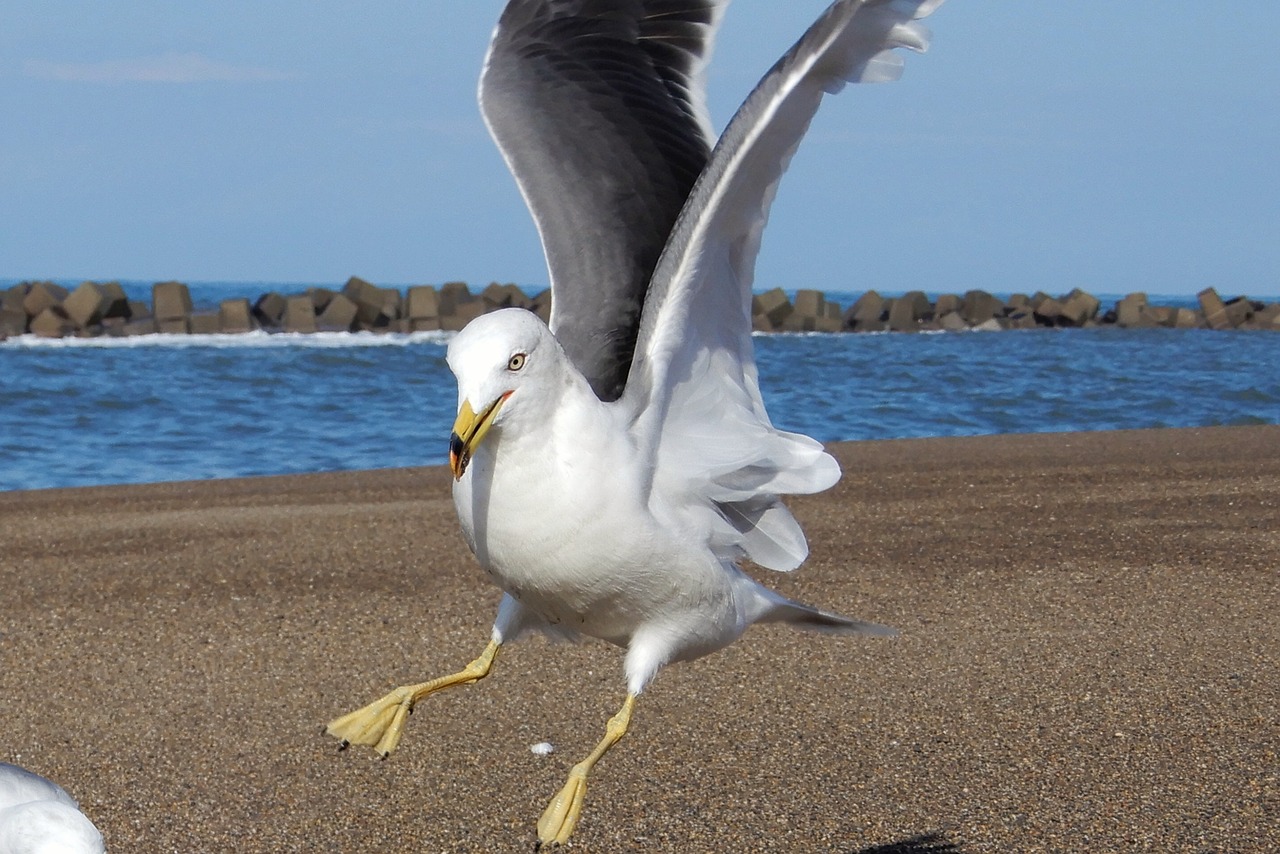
[479,0,724,401]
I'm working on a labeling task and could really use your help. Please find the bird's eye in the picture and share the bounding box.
[507,353,527,372]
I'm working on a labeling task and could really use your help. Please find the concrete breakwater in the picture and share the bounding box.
[2,277,1278,340]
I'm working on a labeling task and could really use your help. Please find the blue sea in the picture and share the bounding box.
[2,281,1278,492]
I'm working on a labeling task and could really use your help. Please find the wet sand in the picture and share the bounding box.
[2,426,1277,852]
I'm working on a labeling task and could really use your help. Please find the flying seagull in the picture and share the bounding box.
[328,0,941,844]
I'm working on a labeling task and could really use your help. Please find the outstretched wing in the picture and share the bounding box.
[622,0,944,570]
[479,0,725,401]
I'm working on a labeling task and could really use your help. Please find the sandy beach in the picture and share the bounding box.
[2,426,1276,852]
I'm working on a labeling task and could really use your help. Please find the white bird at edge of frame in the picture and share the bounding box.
[0,763,105,854]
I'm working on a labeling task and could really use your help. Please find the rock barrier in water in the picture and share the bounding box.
[1,277,1277,340]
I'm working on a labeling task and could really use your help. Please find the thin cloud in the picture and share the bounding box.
[22,52,300,84]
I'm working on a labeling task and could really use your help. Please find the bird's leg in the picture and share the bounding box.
[325,639,501,758]
[537,693,637,847]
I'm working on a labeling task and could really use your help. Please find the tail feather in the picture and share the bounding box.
[760,596,898,638]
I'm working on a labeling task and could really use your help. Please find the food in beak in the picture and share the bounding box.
[449,393,509,480]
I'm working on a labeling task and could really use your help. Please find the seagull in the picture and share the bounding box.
[0,763,105,854]
[328,0,941,844]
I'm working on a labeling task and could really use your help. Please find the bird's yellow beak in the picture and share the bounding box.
[449,392,510,480]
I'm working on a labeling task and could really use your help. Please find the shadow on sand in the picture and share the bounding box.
[849,832,964,854]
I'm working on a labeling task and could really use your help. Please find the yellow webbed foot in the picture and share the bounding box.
[326,639,500,758]
[537,768,588,846]
[325,686,416,758]
[536,693,636,847]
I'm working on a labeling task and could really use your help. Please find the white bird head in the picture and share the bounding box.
[445,308,569,480]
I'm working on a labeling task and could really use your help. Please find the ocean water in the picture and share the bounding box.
[1,282,1277,492]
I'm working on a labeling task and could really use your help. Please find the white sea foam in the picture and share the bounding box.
[1,329,455,349]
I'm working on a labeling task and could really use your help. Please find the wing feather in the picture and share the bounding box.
[479,0,725,400]
[623,0,944,570]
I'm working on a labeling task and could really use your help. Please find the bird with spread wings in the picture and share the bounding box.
[327,0,942,845]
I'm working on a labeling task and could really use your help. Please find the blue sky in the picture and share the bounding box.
[3,1,1277,298]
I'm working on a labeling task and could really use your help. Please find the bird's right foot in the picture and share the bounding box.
[325,638,501,758]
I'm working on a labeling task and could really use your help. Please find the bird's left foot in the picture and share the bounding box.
[535,693,636,847]
[536,768,588,847]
